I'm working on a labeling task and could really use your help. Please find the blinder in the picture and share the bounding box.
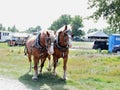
[45,37,54,49]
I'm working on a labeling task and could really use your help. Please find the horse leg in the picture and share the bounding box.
[63,57,68,80]
[27,54,32,73]
[39,58,46,75]
[24,46,27,55]
[53,57,58,76]
[47,55,51,71]
[32,57,39,80]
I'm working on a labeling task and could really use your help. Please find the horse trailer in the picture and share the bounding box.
[108,34,120,52]
[0,31,11,42]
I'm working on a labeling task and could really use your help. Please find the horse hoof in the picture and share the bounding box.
[32,77,38,81]
[47,68,51,71]
[52,72,57,76]
[63,77,68,80]
[38,72,42,76]
[32,78,38,81]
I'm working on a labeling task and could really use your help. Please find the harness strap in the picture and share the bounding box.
[55,39,68,51]
[32,33,47,51]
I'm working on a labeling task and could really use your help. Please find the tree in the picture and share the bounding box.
[88,0,120,32]
[0,24,3,30]
[49,14,84,36]
[35,25,41,32]
[71,15,84,36]
[25,25,41,33]
[0,24,6,31]
[7,25,18,32]
[103,27,117,35]
[49,14,72,30]
[87,28,98,34]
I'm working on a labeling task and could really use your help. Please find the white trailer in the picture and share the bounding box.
[0,31,11,42]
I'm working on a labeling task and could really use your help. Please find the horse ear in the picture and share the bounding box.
[54,31,56,35]
[47,31,50,37]
[64,25,67,31]
[72,34,74,38]
[59,31,62,35]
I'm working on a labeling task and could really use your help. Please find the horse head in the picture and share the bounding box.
[57,25,73,48]
[40,30,55,55]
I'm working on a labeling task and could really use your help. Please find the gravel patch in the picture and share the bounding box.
[0,77,29,90]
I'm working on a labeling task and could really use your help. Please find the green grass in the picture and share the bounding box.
[1,42,120,90]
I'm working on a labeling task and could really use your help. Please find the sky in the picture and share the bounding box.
[0,0,109,31]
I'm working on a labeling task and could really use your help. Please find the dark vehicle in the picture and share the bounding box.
[8,37,28,46]
[72,36,84,41]
[112,45,120,53]
[92,40,108,50]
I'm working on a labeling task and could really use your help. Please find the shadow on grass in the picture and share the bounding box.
[19,72,66,90]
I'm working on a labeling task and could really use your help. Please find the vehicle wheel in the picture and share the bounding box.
[98,48,101,53]
[117,51,120,54]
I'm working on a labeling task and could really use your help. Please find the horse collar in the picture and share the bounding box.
[33,33,47,51]
[55,38,69,51]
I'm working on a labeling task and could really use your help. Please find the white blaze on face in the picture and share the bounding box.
[48,42,54,55]
[68,35,72,48]
[47,32,55,55]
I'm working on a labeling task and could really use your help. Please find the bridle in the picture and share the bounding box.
[55,29,72,51]
[33,33,54,52]
[45,37,54,50]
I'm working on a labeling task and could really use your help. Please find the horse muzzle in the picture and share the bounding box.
[69,44,72,48]
[48,51,54,55]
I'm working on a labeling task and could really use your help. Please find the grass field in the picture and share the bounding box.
[0,42,120,90]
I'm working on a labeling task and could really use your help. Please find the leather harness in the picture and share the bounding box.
[33,33,47,52]
[55,32,69,52]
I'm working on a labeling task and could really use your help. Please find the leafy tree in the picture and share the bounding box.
[0,24,3,30]
[0,24,6,31]
[35,25,41,32]
[2,27,6,31]
[49,14,72,30]
[87,28,98,34]
[49,14,84,36]
[71,15,84,36]
[88,0,120,32]
[103,27,117,35]
[8,27,11,32]
[25,25,41,33]
[8,25,19,32]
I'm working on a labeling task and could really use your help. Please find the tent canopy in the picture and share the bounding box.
[87,31,108,39]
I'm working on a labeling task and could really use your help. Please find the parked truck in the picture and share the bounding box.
[8,33,29,46]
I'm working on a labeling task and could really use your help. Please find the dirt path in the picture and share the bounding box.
[0,77,29,90]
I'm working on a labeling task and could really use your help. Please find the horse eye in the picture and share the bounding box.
[72,34,74,38]
[48,39,52,43]
[64,33,67,37]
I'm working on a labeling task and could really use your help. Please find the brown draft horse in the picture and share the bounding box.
[52,25,73,80]
[25,30,55,80]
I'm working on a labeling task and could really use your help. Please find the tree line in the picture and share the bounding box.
[0,14,85,37]
[0,24,41,34]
